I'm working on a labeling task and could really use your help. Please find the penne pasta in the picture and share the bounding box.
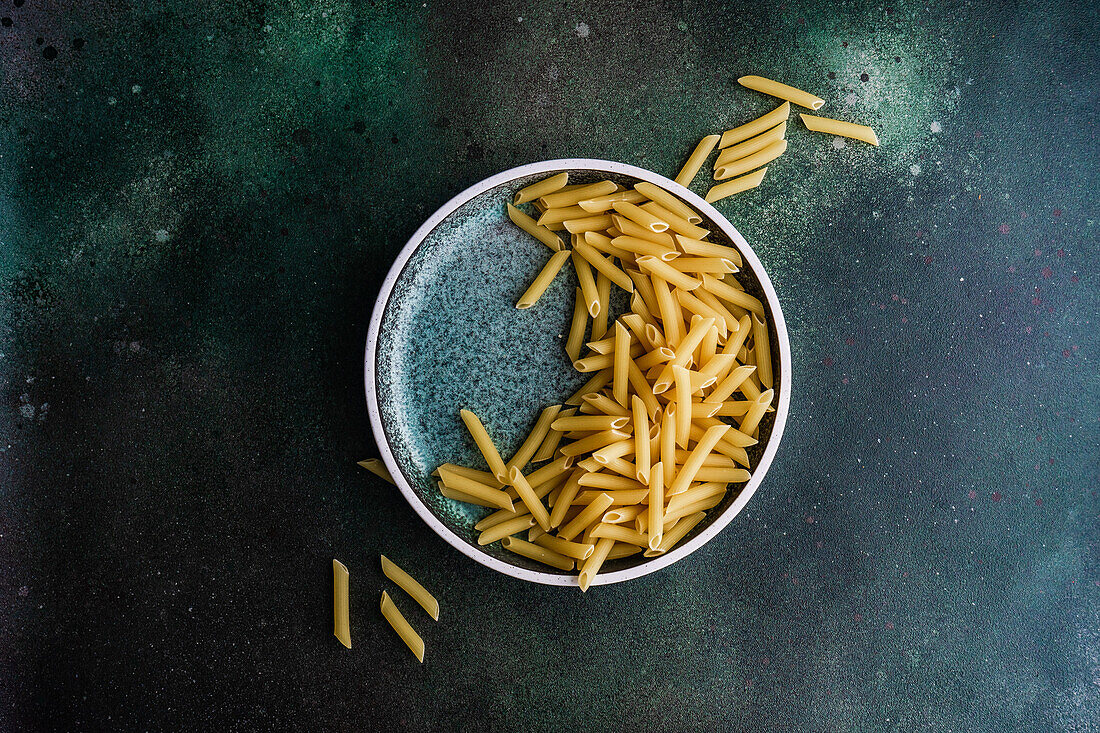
[438,482,505,509]
[739,388,774,436]
[539,180,618,209]
[714,139,788,180]
[333,559,351,649]
[719,101,790,148]
[516,250,571,309]
[590,523,649,546]
[582,392,632,417]
[577,189,648,213]
[437,466,515,511]
[583,230,632,260]
[560,429,631,457]
[705,168,768,204]
[752,313,773,389]
[613,322,631,407]
[552,414,631,432]
[357,458,395,485]
[507,203,563,252]
[675,235,744,267]
[590,273,610,341]
[715,121,787,167]
[563,214,615,234]
[634,181,704,225]
[637,256,702,292]
[631,394,651,483]
[669,424,730,494]
[673,365,694,448]
[674,134,721,187]
[640,201,710,240]
[578,473,648,491]
[508,467,551,531]
[380,591,425,662]
[573,240,634,292]
[578,537,615,591]
[534,532,594,560]
[571,251,601,317]
[537,205,589,227]
[612,215,678,247]
[478,514,536,546]
[381,556,440,621]
[701,274,765,315]
[565,288,589,362]
[559,492,615,541]
[738,75,824,110]
[668,257,738,275]
[459,409,509,482]
[565,368,613,406]
[693,466,751,482]
[611,201,669,233]
[502,536,574,571]
[514,172,569,205]
[532,407,575,462]
[799,113,879,145]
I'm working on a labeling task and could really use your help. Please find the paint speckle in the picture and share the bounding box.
[19,403,35,419]
[991,491,1003,502]
[1041,266,1052,279]
[844,92,858,105]
[831,137,847,149]
[574,22,590,38]
[859,73,869,82]
[909,164,921,175]
[930,121,942,133]
[18,586,29,597]
[968,490,977,499]
[998,224,1010,234]
[132,85,142,94]
[153,229,170,243]
[108,96,117,106]
[885,621,895,630]
[43,46,58,60]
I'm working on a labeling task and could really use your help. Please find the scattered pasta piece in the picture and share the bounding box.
[357,458,395,485]
[738,75,824,110]
[799,113,880,146]
[719,102,790,148]
[380,591,425,663]
[705,168,768,203]
[333,559,351,649]
[674,135,721,187]
[714,139,787,181]
[380,556,440,621]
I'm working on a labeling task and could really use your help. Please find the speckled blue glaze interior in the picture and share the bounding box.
[375,167,781,574]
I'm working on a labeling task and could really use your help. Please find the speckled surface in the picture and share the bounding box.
[1,1,1097,730]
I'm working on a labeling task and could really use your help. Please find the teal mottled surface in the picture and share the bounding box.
[0,0,1097,731]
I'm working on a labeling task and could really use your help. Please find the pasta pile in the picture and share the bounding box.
[675,74,880,203]
[435,173,777,590]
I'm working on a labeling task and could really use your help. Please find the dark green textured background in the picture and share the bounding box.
[1,0,1097,730]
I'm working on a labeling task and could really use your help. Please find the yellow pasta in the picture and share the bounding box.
[637,256,702,292]
[700,274,765,315]
[577,189,648,213]
[739,388,774,436]
[640,201,709,240]
[704,168,768,204]
[516,249,571,309]
[572,240,634,291]
[669,257,737,275]
[564,368,613,405]
[633,181,703,224]
[502,536,574,571]
[578,537,615,591]
[437,466,515,511]
[571,251,601,317]
[380,555,440,621]
[565,288,589,363]
[459,409,509,482]
[559,492,615,541]
[644,511,707,557]
[799,113,879,146]
[333,559,351,649]
[714,139,787,180]
[590,523,649,546]
[508,467,551,531]
[626,359,661,418]
[627,269,662,316]
[552,414,630,432]
[357,458,395,485]
[507,405,562,473]
[537,205,589,227]
[612,215,678,247]
[478,514,536,546]
[583,230,632,260]
[719,101,790,148]
[578,473,647,491]
[548,470,584,527]
[651,315,717,393]
[559,429,631,457]
[675,135,721,187]
[380,591,425,663]
[648,461,665,550]
[438,482,503,508]
[660,404,677,486]
[539,180,618,209]
[582,392,632,417]
[612,321,631,407]
[532,407,575,461]
[612,235,679,261]
[563,214,614,234]
[506,203,563,252]
[669,424,730,494]
[514,171,569,205]
[534,532,594,560]
[715,121,787,167]
[738,75,824,110]
[611,201,669,233]
[631,395,651,483]
[752,313,773,389]
[673,365,694,448]
[675,236,744,267]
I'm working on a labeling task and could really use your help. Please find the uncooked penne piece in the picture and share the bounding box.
[380,556,440,621]
[438,482,504,509]
[563,214,614,234]
[675,236,744,267]
[662,494,725,525]
[603,503,645,524]
[539,180,617,209]
[640,202,709,240]
[552,414,630,432]
[508,467,551,531]
[668,257,737,275]
[533,407,575,462]
[478,514,536,546]
[631,395,651,483]
[380,591,425,662]
[583,230,632,260]
[537,205,589,227]
[714,139,787,180]
[590,523,649,546]
[752,313,773,389]
[333,559,350,649]
[502,536,574,571]
[357,458,395,485]
[800,112,879,146]
[572,251,601,317]
[738,75,824,110]
[578,537,615,591]
[669,424,730,494]
[507,404,562,472]
[739,388,774,436]
[719,101,790,148]
[606,542,644,560]
[516,250,571,309]
[634,181,704,225]
[651,315,717,393]
[459,409,509,482]
[573,240,634,291]
[549,470,584,528]
[674,134,721,187]
[577,189,648,213]
[611,235,679,261]
[564,368,613,406]
[566,288,589,362]
[637,256,702,292]
[672,365,693,448]
[701,274,765,315]
[693,466,752,483]
[559,492,615,541]
[514,172,569,205]
[437,466,515,511]
[715,121,787,167]
[560,429,631,457]
[660,406,677,487]
[647,462,664,550]
[507,203,563,252]
[582,393,632,418]
[475,506,523,531]
[627,359,661,419]
[612,215,678,247]
[613,322,631,407]
[612,201,669,233]
[705,167,768,203]
[534,532,594,560]
[578,472,647,491]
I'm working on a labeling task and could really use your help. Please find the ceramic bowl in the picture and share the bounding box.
[365,159,790,587]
